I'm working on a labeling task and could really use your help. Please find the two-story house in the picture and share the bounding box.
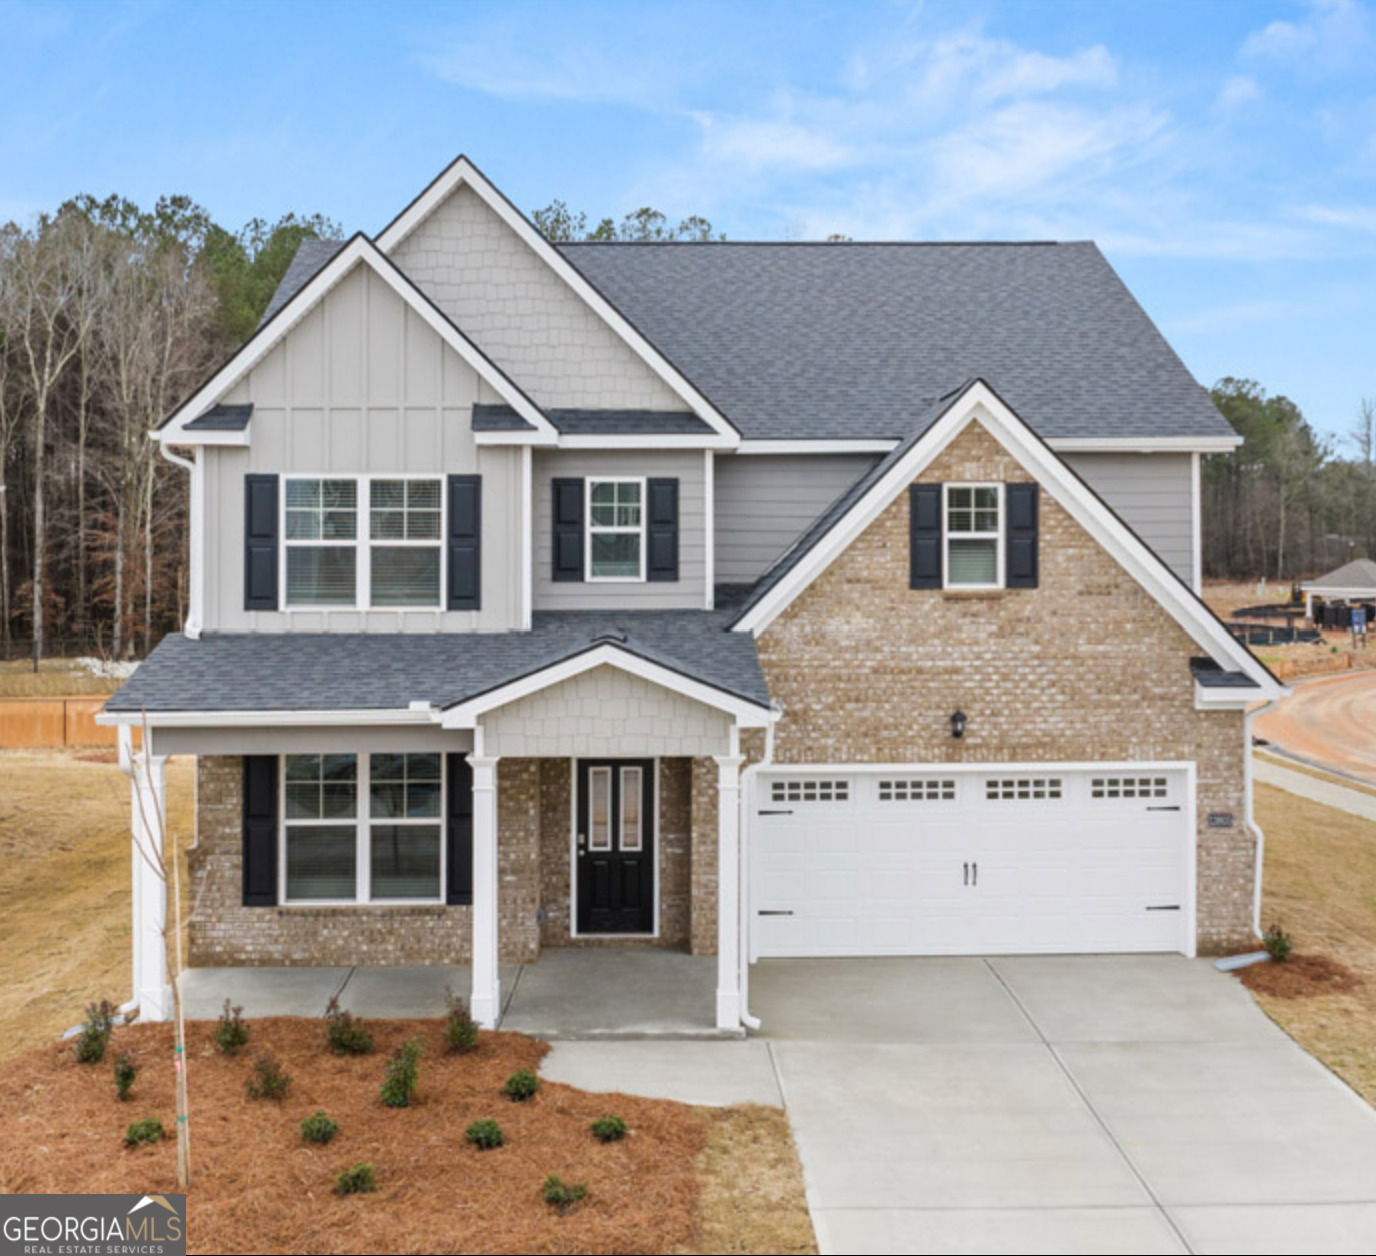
[102,156,1283,1032]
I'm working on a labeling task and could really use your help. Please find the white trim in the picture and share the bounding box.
[1194,684,1269,710]
[437,642,773,728]
[569,755,662,940]
[521,445,534,631]
[1191,451,1203,596]
[747,759,1198,960]
[704,450,716,610]
[731,380,1283,698]
[555,433,737,450]
[585,476,646,583]
[942,482,1005,590]
[375,156,739,444]
[98,707,436,729]
[155,234,557,444]
[736,439,898,455]
[1299,584,1376,598]
[1047,435,1241,454]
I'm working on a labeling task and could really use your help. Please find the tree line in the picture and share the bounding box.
[0,188,1366,661]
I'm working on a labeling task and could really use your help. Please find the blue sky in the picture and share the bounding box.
[2,0,1373,442]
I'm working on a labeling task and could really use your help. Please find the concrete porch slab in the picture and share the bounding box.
[500,948,729,1039]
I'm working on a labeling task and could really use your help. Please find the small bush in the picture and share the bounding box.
[379,1039,423,1109]
[543,1174,588,1214]
[465,1118,503,1150]
[325,997,375,1056]
[124,1117,164,1148]
[245,1053,292,1102]
[590,1114,627,1143]
[113,1052,139,1102]
[443,987,479,1055]
[1264,923,1294,963]
[503,1068,540,1102]
[301,1110,339,1145]
[335,1163,377,1195]
[215,1000,250,1056]
[74,999,118,1065]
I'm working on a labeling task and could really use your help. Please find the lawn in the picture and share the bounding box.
[0,656,124,697]
[1248,781,1376,1107]
[0,749,815,1255]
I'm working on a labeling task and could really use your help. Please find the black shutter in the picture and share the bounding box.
[242,755,278,907]
[909,484,943,589]
[552,477,584,582]
[244,474,279,611]
[446,754,474,906]
[447,474,482,611]
[1005,483,1039,589]
[646,477,679,582]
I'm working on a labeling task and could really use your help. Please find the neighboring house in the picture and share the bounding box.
[1301,558,1376,618]
[101,156,1283,1030]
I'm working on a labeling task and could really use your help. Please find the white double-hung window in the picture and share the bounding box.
[284,476,442,609]
[944,484,1003,588]
[282,752,444,904]
[587,478,645,581]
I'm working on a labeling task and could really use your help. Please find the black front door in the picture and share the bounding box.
[576,759,655,934]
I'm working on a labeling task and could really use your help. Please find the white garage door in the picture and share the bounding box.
[751,768,1192,958]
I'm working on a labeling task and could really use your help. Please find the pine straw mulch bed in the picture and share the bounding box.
[1239,953,1364,1000]
[0,1016,752,1255]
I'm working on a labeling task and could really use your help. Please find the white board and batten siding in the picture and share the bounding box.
[751,765,1195,960]
[532,449,707,611]
[203,263,525,634]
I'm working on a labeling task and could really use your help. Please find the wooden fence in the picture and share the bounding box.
[0,696,119,748]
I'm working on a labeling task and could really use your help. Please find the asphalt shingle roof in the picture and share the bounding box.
[259,238,346,326]
[1303,558,1376,591]
[185,404,253,431]
[472,404,712,435]
[105,611,770,715]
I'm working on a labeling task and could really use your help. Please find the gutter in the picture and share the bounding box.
[737,702,783,1033]
[157,441,202,640]
[1244,695,1284,940]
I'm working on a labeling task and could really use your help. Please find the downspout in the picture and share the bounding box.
[1245,694,1284,940]
[738,700,783,1033]
[157,441,202,640]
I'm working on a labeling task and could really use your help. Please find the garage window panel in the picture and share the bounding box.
[878,778,957,802]
[1092,775,1170,799]
[771,779,850,803]
[985,777,1063,801]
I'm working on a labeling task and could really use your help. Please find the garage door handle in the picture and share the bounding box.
[757,809,794,816]
[1145,904,1181,911]
[1146,805,1181,812]
[963,861,969,886]
[757,909,795,917]
[972,861,978,887]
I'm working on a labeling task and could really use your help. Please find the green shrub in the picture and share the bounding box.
[113,1052,139,1102]
[335,1163,377,1195]
[590,1114,627,1143]
[325,996,374,1056]
[301,1110,340,1145]
[465,1118,503,1150]
[379,1039,423,1109]
[215,1000,250,1056]
[1264,923,1294,962]
[245,1053,291,1102]
[503,1068,540,1102]
[443,988,479,1055]
[543,1174,588,1213]
[124,1117,164,1148]
[74,1000,118,1065]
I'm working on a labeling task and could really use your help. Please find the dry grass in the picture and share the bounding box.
[677,1106,817,1256]
[0,657,121,697]
[1250,782,1376,1106]
[0,749,194,1058]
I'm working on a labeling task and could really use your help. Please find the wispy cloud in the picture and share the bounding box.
[1241,0,1371,69]
[1216,75,1262,111]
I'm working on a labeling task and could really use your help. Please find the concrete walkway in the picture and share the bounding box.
[1255,753,1376,823]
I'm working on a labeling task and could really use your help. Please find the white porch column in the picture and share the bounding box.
[130,754,171,1021]
[469,754,502,1029]
[714,753,746,1030]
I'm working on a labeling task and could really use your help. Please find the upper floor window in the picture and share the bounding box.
[945,484,1002,588]
[587,478,644,581]
[284,476,442,609]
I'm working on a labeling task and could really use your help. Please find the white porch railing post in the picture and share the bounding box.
[131,755,171,1021]
[714,753,746,1030]
[469,755,502,1028]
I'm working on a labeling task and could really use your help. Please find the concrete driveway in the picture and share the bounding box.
[753,956,1376,1255]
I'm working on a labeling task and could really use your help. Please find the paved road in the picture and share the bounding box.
[1255,669,1376,785]
[545,956,1376,1255]
[1254,754,1376,823]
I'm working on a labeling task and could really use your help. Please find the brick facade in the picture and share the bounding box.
[754,420,1252,953]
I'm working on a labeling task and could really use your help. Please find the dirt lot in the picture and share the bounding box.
[1248,781,1376,1108]
[1255,670,1376,786]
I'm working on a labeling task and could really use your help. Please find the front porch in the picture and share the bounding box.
[180,948,730,1039]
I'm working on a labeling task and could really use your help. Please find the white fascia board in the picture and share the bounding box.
[375,156,740,446]
[1194,685,1283,710]
[96,707,437,729]
[555,433,737,450]
[736,439,899,455]
[1299,584,1376,597]
[733,380,1282,695]
[436,643,772,729]
[473,428,559,447]
[155,234,556,443]
[1047,435,1241,454]
[154,429,251,448]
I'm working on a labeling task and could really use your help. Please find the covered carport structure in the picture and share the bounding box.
[1301,558,1376,623]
